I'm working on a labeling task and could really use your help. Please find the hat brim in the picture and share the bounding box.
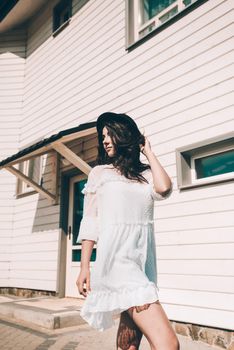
[96,112,139,134]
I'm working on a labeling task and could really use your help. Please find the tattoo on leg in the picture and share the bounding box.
[116,311,143,350]
[129,300,159,314]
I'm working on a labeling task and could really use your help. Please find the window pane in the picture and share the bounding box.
[139,0,177,25]
[72,249,96,262]
[72,179,97,261]
[18,158,41,193]
[195,150,234,179]
[159,5,178,23]
[29,158,41,183]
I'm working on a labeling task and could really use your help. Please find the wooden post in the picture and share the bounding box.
[50,151,59,205]
[51,141,92,175]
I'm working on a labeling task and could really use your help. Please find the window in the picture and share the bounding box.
[126,0,205,48]
[53,0,72,36]
[17,157,42,196]
[176,136,234,189]
[192,149,234,182]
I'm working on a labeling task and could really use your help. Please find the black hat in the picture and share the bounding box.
[96,112,141,135]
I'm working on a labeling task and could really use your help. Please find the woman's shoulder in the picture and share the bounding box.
[88,164,112,181]
[82,165,104,194]
[84,164,113,191]
[89,164,109,175]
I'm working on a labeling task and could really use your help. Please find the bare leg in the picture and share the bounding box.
[127,300,179,350]
[116,310,143,350]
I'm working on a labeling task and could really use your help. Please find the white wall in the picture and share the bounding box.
[0,27,60,292]
[0,0,233,329]
[0,28,25,287]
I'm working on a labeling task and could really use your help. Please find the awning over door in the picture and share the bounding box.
[0,121,97,204]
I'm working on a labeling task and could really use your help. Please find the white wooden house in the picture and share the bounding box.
[0,0,233,344]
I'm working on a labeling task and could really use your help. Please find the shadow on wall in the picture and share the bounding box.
[29,132,97,234]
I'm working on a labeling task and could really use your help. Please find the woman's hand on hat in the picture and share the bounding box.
[140,132,152,157]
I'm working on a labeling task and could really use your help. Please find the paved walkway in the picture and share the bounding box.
[0,295,217,350]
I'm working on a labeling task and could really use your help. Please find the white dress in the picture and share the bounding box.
[77,164,172,331]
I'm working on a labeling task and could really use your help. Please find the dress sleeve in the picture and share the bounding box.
[144,168,173,201]
[76,167,99,243]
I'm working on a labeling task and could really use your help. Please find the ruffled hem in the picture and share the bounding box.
[151,180,174,201]
[79,283,159,331]
[81,175,142,195]
[76,216,99,243]
[81,183,97,194]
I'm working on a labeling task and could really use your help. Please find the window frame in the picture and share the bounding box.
[126,0,209,50]
[16,157,43,197]
[176,134,234,190]
[138,0,181,37]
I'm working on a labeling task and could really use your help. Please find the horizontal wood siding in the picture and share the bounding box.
[9,150,60,291]
[1,0,233,328]
[0,29,25,287]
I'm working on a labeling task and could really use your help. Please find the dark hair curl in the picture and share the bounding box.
[96,120,150,183]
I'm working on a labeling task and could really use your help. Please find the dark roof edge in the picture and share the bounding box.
[0,121,97,167]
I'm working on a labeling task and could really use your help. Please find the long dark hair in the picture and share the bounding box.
[96,120,150,183]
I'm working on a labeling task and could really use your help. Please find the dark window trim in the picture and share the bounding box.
[126,0,209,52]
[53,18,71,37]
[52,0,72,36]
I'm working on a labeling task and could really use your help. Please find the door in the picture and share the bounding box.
[65,175,97,297]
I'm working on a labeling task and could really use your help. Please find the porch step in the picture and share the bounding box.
[0,295,85,329]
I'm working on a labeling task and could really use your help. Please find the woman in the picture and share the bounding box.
[76,112,179,350]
